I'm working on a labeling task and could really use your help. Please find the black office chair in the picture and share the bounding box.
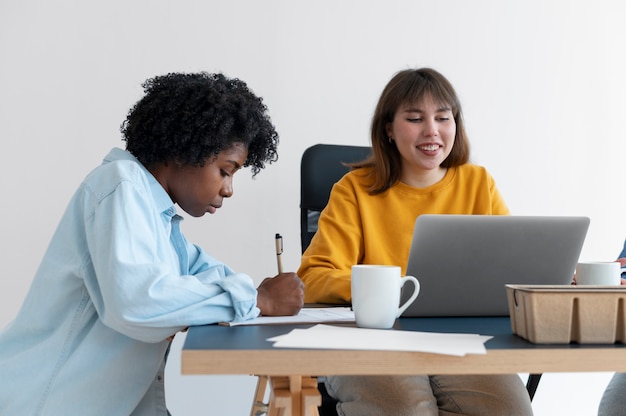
[300,143,372,253]
[299,144,542,415]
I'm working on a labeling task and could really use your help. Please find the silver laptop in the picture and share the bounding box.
[400,214,590,317]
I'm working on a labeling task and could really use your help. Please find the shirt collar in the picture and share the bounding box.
[103,147,177,217]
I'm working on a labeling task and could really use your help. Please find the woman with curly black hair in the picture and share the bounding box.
[0,72,304,415]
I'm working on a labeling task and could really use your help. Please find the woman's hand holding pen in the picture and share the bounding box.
[256,233,304,316]
[256,272,304,316]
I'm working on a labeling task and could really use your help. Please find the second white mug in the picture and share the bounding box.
[576,261,622,285]
[351,265,420,329]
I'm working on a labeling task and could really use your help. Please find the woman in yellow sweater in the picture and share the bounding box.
[298,68,533,416]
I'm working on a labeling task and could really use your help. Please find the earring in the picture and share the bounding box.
[388,136,393,143]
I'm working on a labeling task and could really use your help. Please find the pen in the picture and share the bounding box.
[275,233,283,274]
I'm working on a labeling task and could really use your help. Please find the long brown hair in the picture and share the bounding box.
[352,68,470,194]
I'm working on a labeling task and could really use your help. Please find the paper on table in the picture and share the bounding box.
[267,324,491,356]
[220,307,355,326]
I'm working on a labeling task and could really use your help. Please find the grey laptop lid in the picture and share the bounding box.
[400,214,590,317]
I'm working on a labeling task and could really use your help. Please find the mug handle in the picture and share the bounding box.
[396,275,420,318]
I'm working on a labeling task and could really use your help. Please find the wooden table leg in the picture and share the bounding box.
[267,376,321,416]
[250,375,269,416]
[301,377,322,416]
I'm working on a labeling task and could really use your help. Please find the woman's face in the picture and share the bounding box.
[159,143,248,217]
[386,94,456,178]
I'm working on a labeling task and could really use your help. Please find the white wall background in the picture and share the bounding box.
[1,0,625,414]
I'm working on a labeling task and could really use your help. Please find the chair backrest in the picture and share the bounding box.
[300,144,371,253]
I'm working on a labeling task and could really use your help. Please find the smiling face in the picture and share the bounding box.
[386,94,456,187]
[151,143,248,217]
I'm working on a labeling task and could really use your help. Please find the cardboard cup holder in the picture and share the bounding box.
[506,284,626,344]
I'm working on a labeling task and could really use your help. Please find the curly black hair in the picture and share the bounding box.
[121,72,279,176]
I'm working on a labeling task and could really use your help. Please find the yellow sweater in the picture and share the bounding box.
[298,164,510,304]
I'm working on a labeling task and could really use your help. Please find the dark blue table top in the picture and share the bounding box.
[183,316,626,352]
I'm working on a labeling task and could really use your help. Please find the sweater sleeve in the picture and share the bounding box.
[298,176,363,304]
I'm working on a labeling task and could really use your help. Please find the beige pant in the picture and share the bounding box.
[325,374,534,416]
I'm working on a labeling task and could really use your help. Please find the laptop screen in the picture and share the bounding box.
[401,215,590,317]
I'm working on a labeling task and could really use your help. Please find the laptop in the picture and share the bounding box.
[400,214,590,317]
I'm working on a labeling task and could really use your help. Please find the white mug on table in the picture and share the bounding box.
[575,261,622,285]
[351,265,420,329]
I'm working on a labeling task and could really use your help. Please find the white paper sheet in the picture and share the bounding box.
[220,307,355,326]
[267,324,491,356]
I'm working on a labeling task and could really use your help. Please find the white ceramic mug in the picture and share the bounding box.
[351,265,420,329]
[575,261,622,285]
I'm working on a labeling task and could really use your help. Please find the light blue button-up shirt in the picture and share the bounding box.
[0,148,260,415]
